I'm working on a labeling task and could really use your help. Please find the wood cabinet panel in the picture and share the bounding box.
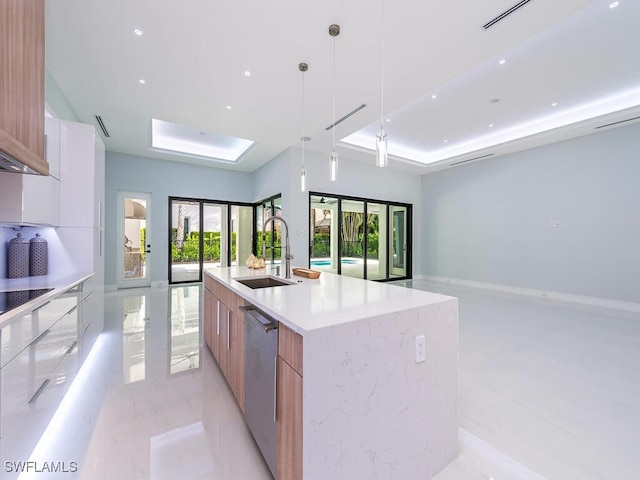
[277,356,303,480]
[279,324,303,376]
[0,0,46,174]
[218,301,231,380]
[203,289,213,352]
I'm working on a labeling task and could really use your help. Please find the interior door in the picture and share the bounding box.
[390,206,407,278]
[118,191,152,288]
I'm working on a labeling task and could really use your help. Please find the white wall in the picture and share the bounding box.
[253,146,422,269]
[105,152,253,286]
[421,122,640,303]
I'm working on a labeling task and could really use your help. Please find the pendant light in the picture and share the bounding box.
[329,24,340,181]
[299,62,308,192]
[376,0,388,168]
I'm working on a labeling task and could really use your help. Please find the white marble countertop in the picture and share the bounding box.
[205,265,454,334]
[0,272,94,328]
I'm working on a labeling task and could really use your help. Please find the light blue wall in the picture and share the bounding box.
[421,122,640,303]
[105,152,253,286]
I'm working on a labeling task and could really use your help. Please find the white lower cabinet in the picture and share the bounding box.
[0,280,100,463]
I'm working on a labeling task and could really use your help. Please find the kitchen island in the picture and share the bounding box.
[204,266,459,480]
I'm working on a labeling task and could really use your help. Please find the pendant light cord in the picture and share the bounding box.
[332,36,336,151]
[302,68,306,168]
[380,0,385,130]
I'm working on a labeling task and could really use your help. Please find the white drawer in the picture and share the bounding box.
[1,294,78,369]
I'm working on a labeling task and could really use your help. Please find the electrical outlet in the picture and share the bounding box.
[415,335,426,363]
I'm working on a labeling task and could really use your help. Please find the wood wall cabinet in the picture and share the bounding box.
[0,0,48,175]
[277,324,303,480]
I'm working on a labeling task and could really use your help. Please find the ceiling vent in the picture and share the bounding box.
[325,104,366,130]
[595,115,640,130]
[450,153,494,166]
[482,0,533,30]
[94,115,110,138]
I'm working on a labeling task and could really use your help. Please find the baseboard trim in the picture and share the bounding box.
[419,275,640,313]
[458,429,545,480]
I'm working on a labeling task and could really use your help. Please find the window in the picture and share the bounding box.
[254,195,282,264]
[169,197,254,284]
[309,192,411,281]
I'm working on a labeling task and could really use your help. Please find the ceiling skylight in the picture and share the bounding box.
[150,119,255,163]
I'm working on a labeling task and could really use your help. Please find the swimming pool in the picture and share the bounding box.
[310,259,358,267]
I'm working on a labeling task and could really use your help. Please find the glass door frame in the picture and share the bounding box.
[309,191,412,282]
[252,194,282,265]
[117,191,152,289]
[168,196,254,285]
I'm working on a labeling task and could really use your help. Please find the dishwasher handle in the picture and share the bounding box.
[239,305,278,333]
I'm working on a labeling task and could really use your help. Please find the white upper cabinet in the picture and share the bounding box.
[0,118,61,226]
[58,120,105,229]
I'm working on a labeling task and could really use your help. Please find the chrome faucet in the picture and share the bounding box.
[262,215,294,279]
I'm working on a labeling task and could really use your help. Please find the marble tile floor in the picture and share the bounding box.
[403,279,640,480]
[9,281,639,479]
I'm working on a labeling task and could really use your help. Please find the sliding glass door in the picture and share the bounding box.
[254,195,282,265]
[309,192,411,281]
[390,206,408,278]
[169,197,253,284]
[340,200,365,279]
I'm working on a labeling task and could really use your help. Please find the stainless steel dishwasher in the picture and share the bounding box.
[240,304,278,478]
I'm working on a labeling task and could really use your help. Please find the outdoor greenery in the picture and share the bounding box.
[171,230,237,263]
[311,212,380,258]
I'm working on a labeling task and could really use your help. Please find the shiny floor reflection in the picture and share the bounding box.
[78,285,272,480]
[20,281,639,479]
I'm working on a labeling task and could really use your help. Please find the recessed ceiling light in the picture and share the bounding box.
[609,1,619,8]
[386,118,391,123]
[489,123,494,128]
[431,94,437,99]
[226,105,232,110]
[139,79,146,84]
[444,139,448,143]
[134,28,143,36]
[499,59,506,65]
[551,102,558,107]
[244,71,251,77]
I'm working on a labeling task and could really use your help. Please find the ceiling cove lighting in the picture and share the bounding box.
[299,62,308,192]
[329,24,340,182]
[150,118,255,163]
[375,0,388,168]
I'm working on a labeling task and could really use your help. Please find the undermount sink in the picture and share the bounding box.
[234,276,297,289]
